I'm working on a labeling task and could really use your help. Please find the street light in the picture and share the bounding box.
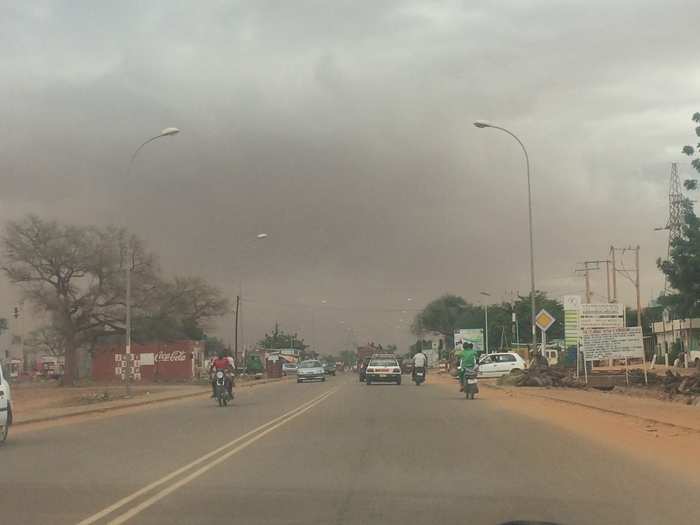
[124,127,181,395]
[480,291,491,353]
[474,120,536,353]
[233,233,270,365]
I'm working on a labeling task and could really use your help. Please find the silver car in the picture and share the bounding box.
[296,360,326,383]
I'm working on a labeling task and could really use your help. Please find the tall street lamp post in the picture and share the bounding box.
[474,120,536,352]
[124,127,180,395]
[480,291,491,353]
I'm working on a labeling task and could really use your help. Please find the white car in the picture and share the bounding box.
[296,360,326,383]
[478,352,527,378]
[0,363,12,443]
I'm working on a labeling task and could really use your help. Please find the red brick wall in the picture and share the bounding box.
[92,341,203,383]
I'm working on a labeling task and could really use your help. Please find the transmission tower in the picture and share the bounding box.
[657,163,684,293]
[666,162,683,245]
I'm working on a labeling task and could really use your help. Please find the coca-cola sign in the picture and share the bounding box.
[155,350,188,362]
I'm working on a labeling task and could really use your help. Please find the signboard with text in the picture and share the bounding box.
[454,329,484,353]
[581,327,644,361]
[579,303,624,329]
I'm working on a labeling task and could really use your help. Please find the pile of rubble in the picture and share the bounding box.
[503,365,585,388]
[662,370,700,396]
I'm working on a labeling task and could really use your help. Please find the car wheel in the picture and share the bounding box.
[297,379,302,383]
[510,368,522,375]
[366,379,372,385]
[322,377,326,382]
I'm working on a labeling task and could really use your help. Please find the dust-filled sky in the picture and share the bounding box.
[1,1,698,352]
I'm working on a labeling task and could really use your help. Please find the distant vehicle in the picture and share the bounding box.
[0,363,12,443]
[282,362,298,375]
[297,360,326,383]
[478,352,527,378]
[323,361,336,376]
[365,357,402,385]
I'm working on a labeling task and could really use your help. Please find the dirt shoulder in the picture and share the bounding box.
[9,376,289,427]
[430,372,700,483]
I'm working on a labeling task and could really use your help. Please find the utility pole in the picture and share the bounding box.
[605,260,611,303]
[575,261,603,304]
[233,295,241,367]
[610,246,618,302]
[635,246,642,329]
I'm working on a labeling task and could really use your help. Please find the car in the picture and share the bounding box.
[323,361,336,376]
[282,362,298,375]
[477,352,528,378]
[296,360,326,383]
[365,356,402,385]
[0,363,12,443]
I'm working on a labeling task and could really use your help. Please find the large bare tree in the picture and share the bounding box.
[2,215,229,385]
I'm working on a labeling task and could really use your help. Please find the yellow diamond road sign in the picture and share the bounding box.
[535,309,556,332]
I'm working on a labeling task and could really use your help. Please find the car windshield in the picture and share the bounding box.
[369,359,397,367]
[5,4,697,524]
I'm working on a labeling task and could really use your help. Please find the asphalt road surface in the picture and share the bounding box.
[2,374,698,525]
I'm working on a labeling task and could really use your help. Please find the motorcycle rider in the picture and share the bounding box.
[210,350,234,398]
[412,349,428,382]
[458,342,477,392]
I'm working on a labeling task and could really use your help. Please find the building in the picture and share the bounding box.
[652,318,700,365]
[92,340,205,382]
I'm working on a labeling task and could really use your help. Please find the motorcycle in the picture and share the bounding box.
[214,370,233,407]
[462,367,479,400]
[413,367,426,386]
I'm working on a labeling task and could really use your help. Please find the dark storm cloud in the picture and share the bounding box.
[1,1,698,348]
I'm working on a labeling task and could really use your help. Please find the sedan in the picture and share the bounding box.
[323,361,337,376]
[297,360,326,383]
[478,352,528,378]
[282,362,297,375]
[365,357,402,385]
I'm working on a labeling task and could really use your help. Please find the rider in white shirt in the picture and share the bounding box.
[412,351,427,381]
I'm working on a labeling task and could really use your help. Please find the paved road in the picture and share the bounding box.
[2,374,698,525]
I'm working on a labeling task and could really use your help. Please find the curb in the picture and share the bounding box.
[13,376,289,427]
[482,382,700,435]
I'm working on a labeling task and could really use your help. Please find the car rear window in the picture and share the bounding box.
[369,359,398,367]
[500,354,517,362]
[299,361,321,368]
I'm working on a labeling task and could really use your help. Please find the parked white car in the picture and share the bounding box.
[478,352,527,378]
[0,362,12,443]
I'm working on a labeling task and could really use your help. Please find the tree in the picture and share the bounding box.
[338,349,356,366]
[411,294,483,349]
[1,215,229,385]
[658,113,700,316]
[510,292,564,343]
[25,325,66,356]
[258,322,309,351]
[204,336,226,357]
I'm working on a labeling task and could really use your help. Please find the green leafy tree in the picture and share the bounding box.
[258,322,309,351]
[338,349,356,366]
[204,336,227,357]
[412,294,483,349]
[658,113,700,316]
[510,292,564,343]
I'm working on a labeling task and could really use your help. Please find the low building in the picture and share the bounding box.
[652,318,700,365]
[92,340,205,383]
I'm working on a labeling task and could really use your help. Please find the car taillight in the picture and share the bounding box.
[393,368,400,373]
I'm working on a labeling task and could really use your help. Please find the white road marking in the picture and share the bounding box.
[76,388,337,525]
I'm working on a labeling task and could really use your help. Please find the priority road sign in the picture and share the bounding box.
[535,309,556,332]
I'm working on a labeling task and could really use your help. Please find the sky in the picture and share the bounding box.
[1,1,698,353]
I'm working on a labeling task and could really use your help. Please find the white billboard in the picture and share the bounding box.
[579,303,624,329]
[581,326,644,361]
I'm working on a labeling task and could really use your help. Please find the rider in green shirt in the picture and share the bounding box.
[458,342,476,391]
